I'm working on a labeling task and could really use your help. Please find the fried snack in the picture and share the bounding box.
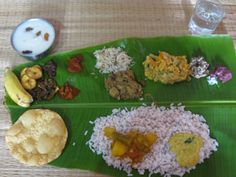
[20,65,43,90]
[5,109,68,166]
[21,74,36,90]
[25,65,42,79]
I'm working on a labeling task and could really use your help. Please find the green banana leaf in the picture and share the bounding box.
[5,35,236,177]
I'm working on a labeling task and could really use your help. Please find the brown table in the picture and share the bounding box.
[1,0,236,176]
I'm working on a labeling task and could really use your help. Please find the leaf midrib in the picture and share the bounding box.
[6,100,236,109]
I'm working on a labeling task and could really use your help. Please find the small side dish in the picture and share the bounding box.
[104,70,143,100]
[67,55,84,73]
[207,65,232,85]
[5,109,68,166]
[189,56,209,79]
[143,52,190,84]
[29,78,58,101]
[94,47,133,74]
[28,60,59,101]
[20,65,43,90]
[11,18,56,60]
[59,82,79,100]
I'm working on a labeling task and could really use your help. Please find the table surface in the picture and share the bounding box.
[1,0,236,177]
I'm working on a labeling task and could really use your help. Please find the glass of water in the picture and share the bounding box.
[188,0,225,35]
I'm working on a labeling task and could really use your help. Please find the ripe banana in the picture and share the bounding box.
[4,68,33,107]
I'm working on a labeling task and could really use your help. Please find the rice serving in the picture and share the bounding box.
[88,104,218,177]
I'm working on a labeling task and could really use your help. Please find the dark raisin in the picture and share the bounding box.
[36,31,42,36]
[25,27,33,32]
[22,50,32,54]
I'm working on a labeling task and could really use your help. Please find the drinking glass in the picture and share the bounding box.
[188,0,225,35]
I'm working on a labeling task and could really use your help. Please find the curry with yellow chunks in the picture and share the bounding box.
[104,127,157,164]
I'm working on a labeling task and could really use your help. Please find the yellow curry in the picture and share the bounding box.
[168,132,204,168]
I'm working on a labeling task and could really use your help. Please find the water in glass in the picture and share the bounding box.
[189,0,225,35]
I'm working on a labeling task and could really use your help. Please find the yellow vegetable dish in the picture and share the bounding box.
[104,127,158,164]
[143,51,190,84]
[168,132,204,168]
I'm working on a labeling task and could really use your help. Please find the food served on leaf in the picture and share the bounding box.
[28,78,59,101]
[207,65,232,86]
[21,65,42,79]
[21,75,37,90]
[59,82,79,100]
[143,51,190,84]
[28,60,59,101]
[4,68,33,107]
[94,47,133,74]
[20,65,43,90]
[88,104,218,177]
[207,75,219,85]
[42,60,57,78]
[5,109,68,166]
[190,56,209,79]
[104,127,157,164]
[105,70,143,100]
[24,65,43,79]
[67,55,83,73]
[168,132,203,168]
[211,65,232,83]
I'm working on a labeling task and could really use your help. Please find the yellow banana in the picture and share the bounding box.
[4,68,33,107]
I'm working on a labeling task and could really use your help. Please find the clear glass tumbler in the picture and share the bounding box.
[188,0,225,35]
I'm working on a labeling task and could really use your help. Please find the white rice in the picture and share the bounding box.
[88,104,218,177]
[84,130,88,136]
[94,47,133,74]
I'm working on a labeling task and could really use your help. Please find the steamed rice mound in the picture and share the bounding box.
[88,104,218,177]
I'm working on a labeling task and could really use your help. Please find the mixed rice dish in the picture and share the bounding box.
[88,104,218,177]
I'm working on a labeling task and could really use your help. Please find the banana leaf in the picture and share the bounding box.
[4,35,236,177]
